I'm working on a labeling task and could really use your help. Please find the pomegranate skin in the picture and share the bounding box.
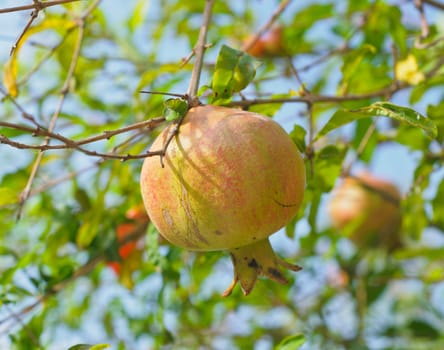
[140,105,306,252]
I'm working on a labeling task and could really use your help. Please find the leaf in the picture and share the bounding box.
[76,217,100,248]
[128,0,150,32]
[3,59,18,97]
[317,102,437,140]
[163,98,188,121]
[211,45,260,101]
[74,188,91,211]
[407,319,440,339]
[292,3,334,28]
[275,334,306,350]
[67,344,110,350]
[0,187,17,207]
[289,124,307,153]
[394,247,444,260]
[395,54,424,85]
[341,44,376,87]
[311,145,346,193]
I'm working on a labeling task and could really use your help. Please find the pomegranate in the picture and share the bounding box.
[245,27,285,58]
[328,172,402,251]
[140,105,306,295]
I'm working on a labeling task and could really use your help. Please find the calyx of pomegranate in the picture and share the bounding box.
[140,105,306,295]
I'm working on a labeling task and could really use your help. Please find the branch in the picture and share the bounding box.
[0,0,84,14]
[186,0,215,104]
[227,82,407,108]
[0,135,166,160]
[414,0,430,39]
[422,0,444,10]
[0,119,166,160]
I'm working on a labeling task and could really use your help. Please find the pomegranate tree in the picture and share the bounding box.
[140,105,306,296]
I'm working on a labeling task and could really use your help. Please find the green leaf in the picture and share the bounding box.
[0,187,17,207]
[68,344,110,350]
[275,334,306,350]
[311,145,346,192]
[292,3,334,28]
[289,124,307,153]
[74,188,91,211]
[341,44,376,87]
[317,102,437,140]
[128,0,150,32]
[76,216,100,248]
[407,319,440,339]
[163,98,188,121]
[211,45,260,101]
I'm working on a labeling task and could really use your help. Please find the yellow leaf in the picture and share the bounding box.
[395,54,425,85]
[3,58,18,97]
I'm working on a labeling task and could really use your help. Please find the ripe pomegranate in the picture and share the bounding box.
[140,105,306,296]
[328,172,402,251]
[245,27,285,58]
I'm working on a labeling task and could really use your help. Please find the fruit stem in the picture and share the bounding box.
[223,238,301,297]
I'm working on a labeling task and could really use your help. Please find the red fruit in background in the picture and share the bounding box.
[140,105,306,296]
[245,27,285,58]
[328,172,402,251]
[116,223,139,259]
[107,261,122,275]
[107,210,148,282]
[125,204,150,222]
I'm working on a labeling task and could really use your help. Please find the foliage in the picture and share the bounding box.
[1,1,444,349]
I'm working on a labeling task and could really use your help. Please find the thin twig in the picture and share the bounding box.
[414,0,430,39]
[180,43,213,68]
[0,87,43,128]
[10,6,40,55]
